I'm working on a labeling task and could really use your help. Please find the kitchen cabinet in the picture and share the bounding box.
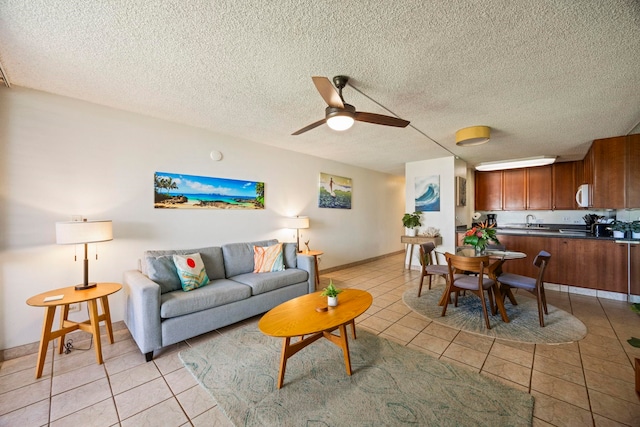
[590,134,640,209]
[552,162,578,210]
[475,171,502,211]
[503,169,526,210]
[527,165,552,210]
[630,243,640,296]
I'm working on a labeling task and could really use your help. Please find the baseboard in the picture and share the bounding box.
[319,250,404,275]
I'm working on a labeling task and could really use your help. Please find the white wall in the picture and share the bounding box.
[405,156,459,267]
[0,87,406,350]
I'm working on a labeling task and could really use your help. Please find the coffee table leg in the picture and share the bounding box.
[338,324,352,375]
[35,306,56,379]
[277,337,291,389]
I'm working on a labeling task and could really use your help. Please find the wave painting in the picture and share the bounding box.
[415,175,440,212]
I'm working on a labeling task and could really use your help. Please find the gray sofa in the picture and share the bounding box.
[123,239,316,361]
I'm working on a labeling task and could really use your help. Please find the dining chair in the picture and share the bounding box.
[417,242,449,297]
[496,250,551,327]
[442,253,496,329]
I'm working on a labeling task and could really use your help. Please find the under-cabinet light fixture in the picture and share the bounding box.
[475,156,556,171]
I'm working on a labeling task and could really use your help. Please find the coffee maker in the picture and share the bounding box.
[486,214,497,227]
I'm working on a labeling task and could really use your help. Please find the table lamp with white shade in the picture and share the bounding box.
[284,216,309,253]
[56,219,113,290]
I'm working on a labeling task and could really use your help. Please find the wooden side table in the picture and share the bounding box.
[302,250,323,290]
[401,235,442,271]
[26,282,122,379]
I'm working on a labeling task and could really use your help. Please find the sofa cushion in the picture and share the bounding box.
[253,243,284,273]
[222,239,278,277]
[230,268,309,295]
[160,279,251,318]
[145,255,181,294]
[282,242,297,269]
[173,253,210,291]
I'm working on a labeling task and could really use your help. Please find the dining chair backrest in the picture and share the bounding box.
[445,253,490,278]
[419,242,437,266]
[533,250,551,282]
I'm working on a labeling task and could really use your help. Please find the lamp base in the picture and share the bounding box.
[75,282,97,291]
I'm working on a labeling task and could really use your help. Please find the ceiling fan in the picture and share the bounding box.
[292,75,410,135]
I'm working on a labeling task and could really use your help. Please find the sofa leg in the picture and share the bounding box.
[145,351,153,362]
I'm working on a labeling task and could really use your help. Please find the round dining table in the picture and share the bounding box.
[436,248,527,323]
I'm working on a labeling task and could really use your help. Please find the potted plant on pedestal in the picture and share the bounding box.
[320,280,342,307]
[402,212,422,237]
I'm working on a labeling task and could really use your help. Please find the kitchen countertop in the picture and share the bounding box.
[456,224,640,242]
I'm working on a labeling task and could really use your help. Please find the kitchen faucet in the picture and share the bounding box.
[526,214,535,227]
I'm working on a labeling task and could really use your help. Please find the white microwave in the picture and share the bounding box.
[576,184,590,208]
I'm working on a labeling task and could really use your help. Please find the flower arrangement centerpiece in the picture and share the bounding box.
[463,221,500,255]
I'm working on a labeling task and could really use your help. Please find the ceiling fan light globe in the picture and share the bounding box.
[327,115,355,131]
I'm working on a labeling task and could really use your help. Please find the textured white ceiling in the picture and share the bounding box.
[1,1,639,175]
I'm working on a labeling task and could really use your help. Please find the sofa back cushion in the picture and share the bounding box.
[282,242,297,269]
[221,239,278,277]
[145,246,225,293]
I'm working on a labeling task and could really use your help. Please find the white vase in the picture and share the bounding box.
[328,296,338,307]
[613,230,624,238]
[406,228,417,237]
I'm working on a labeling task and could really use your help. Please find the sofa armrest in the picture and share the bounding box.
[295,254,317,294]
[122,270,162,355]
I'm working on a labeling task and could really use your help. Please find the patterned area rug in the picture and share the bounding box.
[180,324,534,426]
[403,285,587,344]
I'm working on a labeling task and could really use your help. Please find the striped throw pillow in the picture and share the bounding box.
[253,243,284,273]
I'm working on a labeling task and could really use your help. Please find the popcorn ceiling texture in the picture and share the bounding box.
[0,1,638,175]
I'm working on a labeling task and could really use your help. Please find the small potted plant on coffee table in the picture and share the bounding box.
[320,280,343,307]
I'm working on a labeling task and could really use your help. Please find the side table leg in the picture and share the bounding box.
[57,304,70,354]
[35,306,56,379]
[100,296,115,344]
[314,256,320,291]
[87,299,104,364]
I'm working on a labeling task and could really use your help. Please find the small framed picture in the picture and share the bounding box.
[456,176,466,207]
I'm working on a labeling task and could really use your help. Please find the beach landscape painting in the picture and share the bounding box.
[415,175,440,212]
[154,172,264,209]
[318,173,352,209]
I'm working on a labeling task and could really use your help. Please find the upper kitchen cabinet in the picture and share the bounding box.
[552,161,579,210]
[503,169,526,210]
[527,165,553,210]
[590,134,640,209]
[475,166,554,211]
[475,170,502,210]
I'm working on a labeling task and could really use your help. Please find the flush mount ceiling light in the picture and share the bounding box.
[475,156,557,171]
[455,126,491,146]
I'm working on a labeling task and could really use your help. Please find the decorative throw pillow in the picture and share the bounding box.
[173,253,210,291]
[253,243,284,273]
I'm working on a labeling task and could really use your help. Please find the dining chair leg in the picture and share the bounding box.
[535,288,545,327]
[479,290,491,329]
[441,283,453,317]
[428,274,433,290]
[540,284,548,314]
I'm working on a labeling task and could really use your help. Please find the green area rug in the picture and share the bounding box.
[180,324,533,426]
[403,285,587,344]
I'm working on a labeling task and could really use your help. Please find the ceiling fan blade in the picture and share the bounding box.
[312,76,344,108]
[291,118,327,135]
[354,112,410,128]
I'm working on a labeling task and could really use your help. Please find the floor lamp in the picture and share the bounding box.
[285,216,310,253]
[56,219,113,290]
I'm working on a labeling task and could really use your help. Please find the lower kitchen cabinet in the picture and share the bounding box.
[628,243,640,296]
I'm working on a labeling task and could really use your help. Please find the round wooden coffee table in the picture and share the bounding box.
[258,288,372,388]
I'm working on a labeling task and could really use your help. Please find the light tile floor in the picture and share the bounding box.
[1,253,639,426]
